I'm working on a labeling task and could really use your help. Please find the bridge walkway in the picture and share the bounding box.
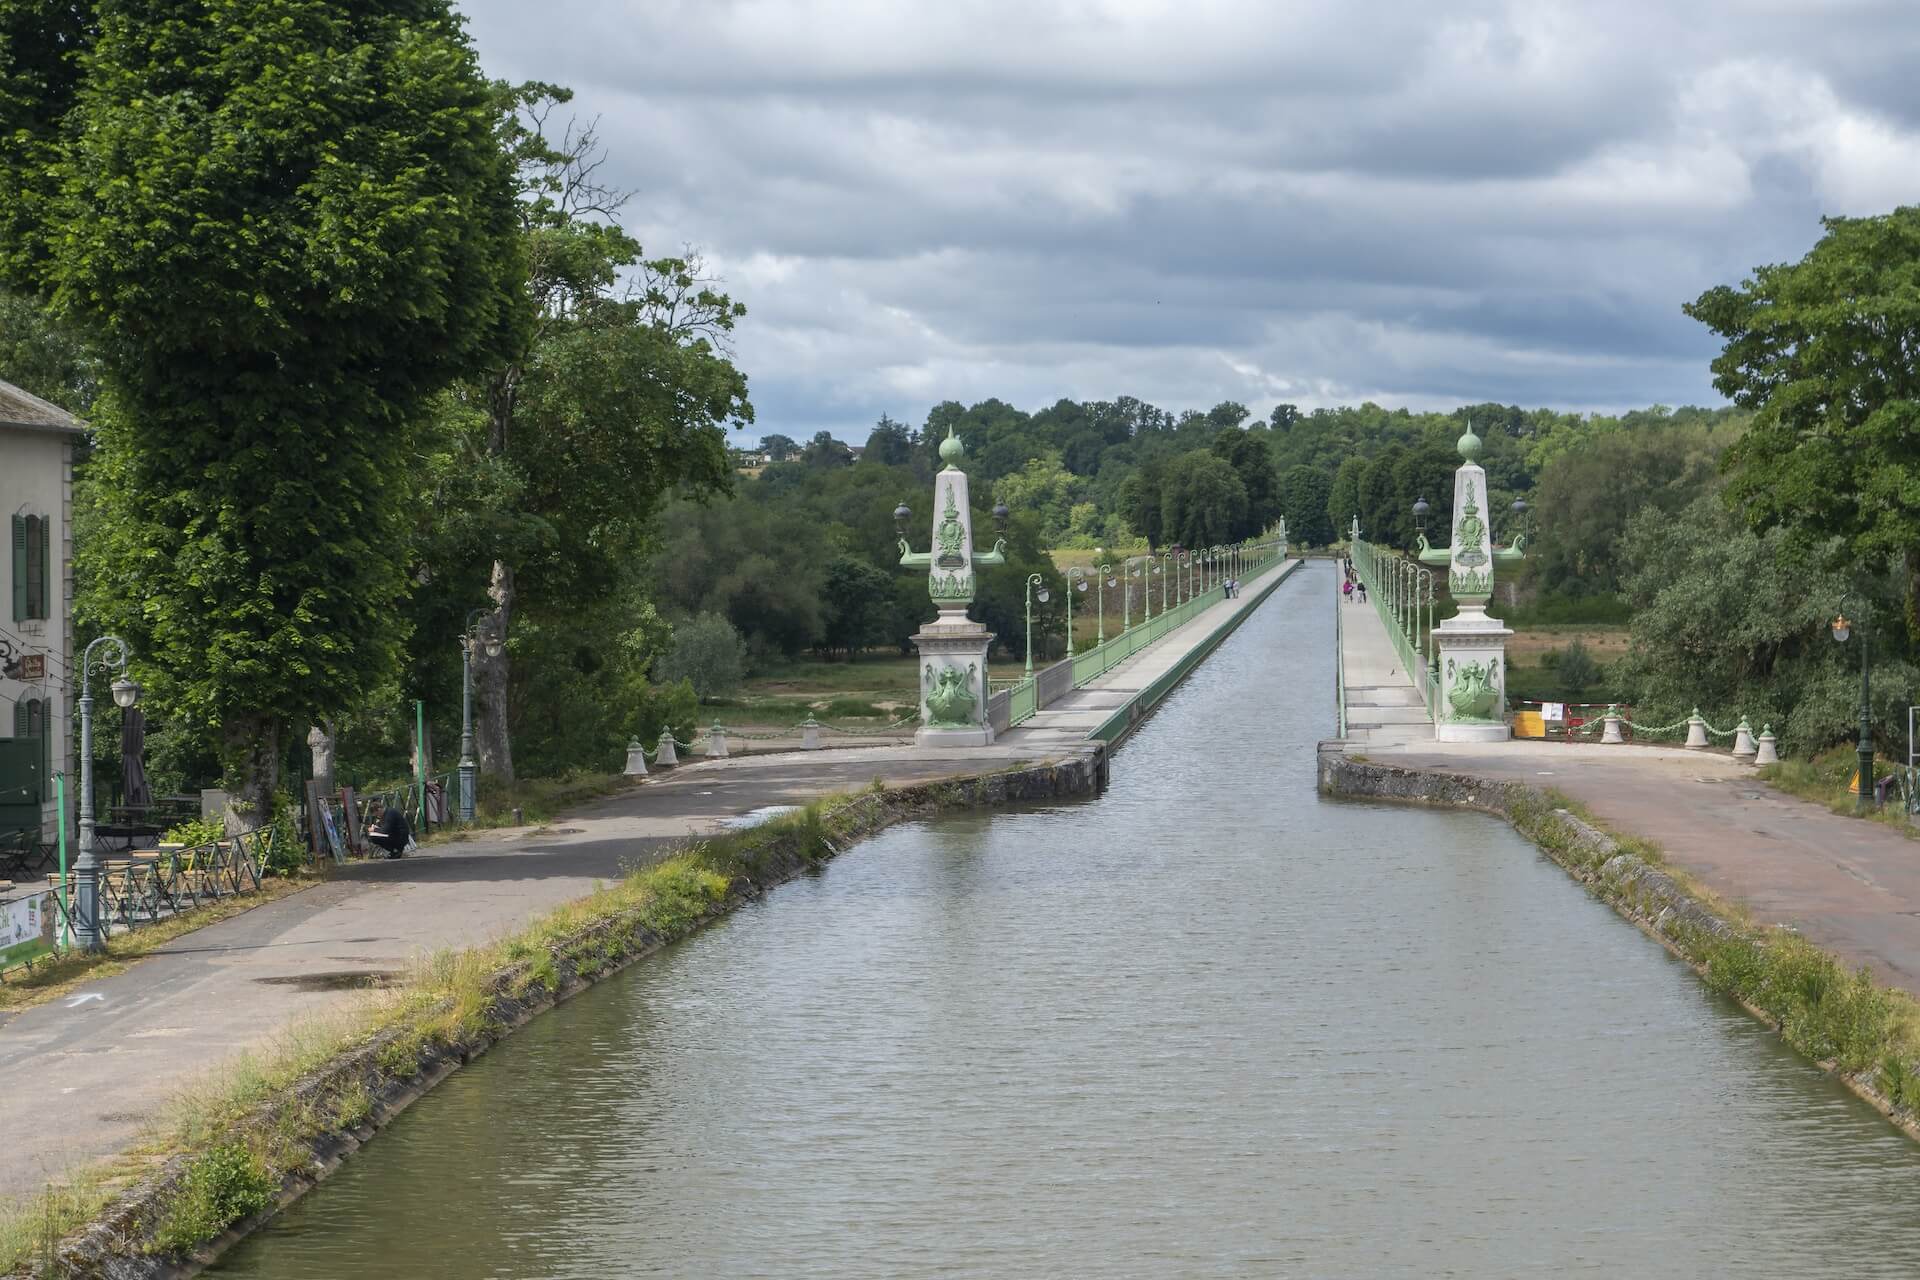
[1338,581,1430,746]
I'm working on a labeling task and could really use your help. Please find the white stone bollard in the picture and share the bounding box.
[655,732,678,766]
[1601,708,1624,744]
[1732,716,1757,759]
[623,738,648,777]
[1754,726,1779,766]
[1685,708,1709,749]
[708,721,729,758]
[802,717,821,750]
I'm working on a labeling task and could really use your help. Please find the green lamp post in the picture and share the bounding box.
[1093,557,1114,646]
[1023,573,1049,675]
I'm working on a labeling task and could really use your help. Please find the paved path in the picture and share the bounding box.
[1336,582,1920,1000]
[0,562,1304,1200]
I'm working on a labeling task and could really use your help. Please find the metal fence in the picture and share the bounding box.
[998,537,1289,729]
[1348,537,1437,722]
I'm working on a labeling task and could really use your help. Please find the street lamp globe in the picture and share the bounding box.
[484,636,504,658]
[1833,614,1853,643]
[1037,587,1050,603]
[110,676,140,709]
[1412,496,1430,532]
[992,501,1010,527]
[1075,578,1088,592]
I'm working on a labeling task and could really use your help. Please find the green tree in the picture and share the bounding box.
[1161,452,1248,549]
[760,433,800,462]
[422,91,747,782]
[803,430,851,468]
[820,553,893,660]
[863,414,913,466]
[1280,465,1335,547]
[657,612,747,700]
[1686,207,1920,637]
[0,292,98,413]
[1210,430,1281,537]
[5,0,526,812]
[1327,457,1366,541]
[1615,494,1914,754]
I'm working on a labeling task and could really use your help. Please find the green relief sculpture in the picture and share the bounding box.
[930,570,974,601]
[924,662,978,728]
[935,483,966,569]
[1445,657,1500,722]
[1450,567,1490,596]
[1453,482,1488,569]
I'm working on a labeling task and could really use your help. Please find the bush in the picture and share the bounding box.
[152,1143,275,1254]
[1557,638,1601,688]
[632,679,699,751]
[656,613,747,700]
[160,816,226,848]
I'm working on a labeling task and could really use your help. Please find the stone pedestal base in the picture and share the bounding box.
[911,609,995,748]
[915,725,995,748]
[1433,604,1512,743]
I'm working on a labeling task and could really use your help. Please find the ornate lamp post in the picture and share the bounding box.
[1064,567,1089,656]
[458,609,505,822]
[74,636,139,951]
[1832,612,1875,813]
[1023,573,1050,675]
[1092,557,1115,646]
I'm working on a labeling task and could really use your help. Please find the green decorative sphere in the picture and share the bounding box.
[1456,422,1482,461]
[939,428,965,465]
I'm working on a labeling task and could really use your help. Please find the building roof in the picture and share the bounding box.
[0,378,87,437]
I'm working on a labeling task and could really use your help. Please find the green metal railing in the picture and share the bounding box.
[1003,537,1288,727]
[1349,535,1437,722]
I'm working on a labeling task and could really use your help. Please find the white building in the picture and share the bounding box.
[0,379,80,840]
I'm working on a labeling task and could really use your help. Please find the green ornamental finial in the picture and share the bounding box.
[939,426,965,467]
[1456,417,1482,461]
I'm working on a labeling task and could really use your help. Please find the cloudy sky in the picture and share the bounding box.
[458,0,1920,443]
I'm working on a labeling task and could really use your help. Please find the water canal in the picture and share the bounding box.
[214,563,1920,1278]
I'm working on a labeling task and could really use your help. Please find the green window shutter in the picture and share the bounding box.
[23,516,42,621]
[33,514,48,620]
[37,702,48,793]
[9,515,23,623]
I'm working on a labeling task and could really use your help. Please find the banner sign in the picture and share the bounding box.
[0,888,57,970]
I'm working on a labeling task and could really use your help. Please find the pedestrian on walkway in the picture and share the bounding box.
[1356,581,1368,603]
[1342,579,1353,601]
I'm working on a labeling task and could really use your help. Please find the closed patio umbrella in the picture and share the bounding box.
[122,706,152,814]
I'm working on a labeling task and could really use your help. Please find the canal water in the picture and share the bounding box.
[214,563,1920,1278]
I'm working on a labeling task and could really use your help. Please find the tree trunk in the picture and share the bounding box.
[474,558,515,782]
[223,713,281,831]
[306,721,335,801]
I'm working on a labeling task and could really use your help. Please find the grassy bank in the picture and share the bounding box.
[1326,756,1920,1138]
[1758,749,1915,837]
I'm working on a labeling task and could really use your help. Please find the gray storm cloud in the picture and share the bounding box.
[456,0,1920,438]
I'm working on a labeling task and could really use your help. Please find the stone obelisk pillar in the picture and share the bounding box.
[1418,423,1523,743]
[898,429,1006,747]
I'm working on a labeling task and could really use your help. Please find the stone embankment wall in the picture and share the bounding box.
[47,749,1106,1279]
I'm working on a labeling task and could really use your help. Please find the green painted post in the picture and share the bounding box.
[414,698,426,828]
[55,771,67,951]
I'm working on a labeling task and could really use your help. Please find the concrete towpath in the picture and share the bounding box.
[1336,579,1920,1000]
[0,560,1304,1201]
